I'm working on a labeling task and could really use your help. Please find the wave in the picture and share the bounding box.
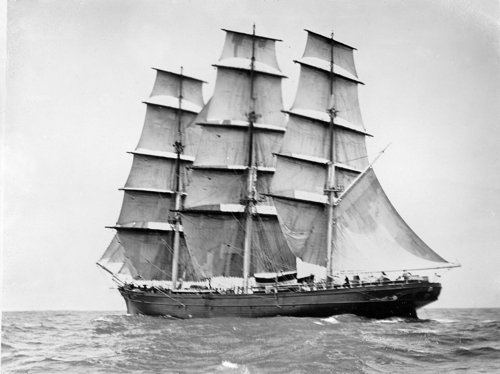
[432,319,459,323]
[483,321,500,330]
[374,317,407,324]
[3,310,500,373]
[453,346,500,358]
[1,342,15,351]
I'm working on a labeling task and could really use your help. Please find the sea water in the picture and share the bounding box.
[2,309,500,373]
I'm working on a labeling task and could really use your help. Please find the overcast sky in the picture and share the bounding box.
[3,0,500,311]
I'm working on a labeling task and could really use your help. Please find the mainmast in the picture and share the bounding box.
[181,28,295,286]
[171,67,185,289]
[326,32,337,278]
[243,24,258,292]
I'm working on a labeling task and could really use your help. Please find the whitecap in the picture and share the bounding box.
[222,361,239,369]
[321,317,340,324]
[375,318,405,324]
[433,319,458,323]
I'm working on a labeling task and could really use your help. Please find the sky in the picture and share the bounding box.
[3,0,500,311]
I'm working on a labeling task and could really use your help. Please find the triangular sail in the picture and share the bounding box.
[332,168,449,271]
[99,68,205,281]
[273,168,451,272]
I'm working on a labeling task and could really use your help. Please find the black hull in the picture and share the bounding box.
[119,282,441,319]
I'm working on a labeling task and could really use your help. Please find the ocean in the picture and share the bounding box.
[2,309,500,373]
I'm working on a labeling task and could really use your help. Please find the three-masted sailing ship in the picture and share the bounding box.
[97,27,458,319]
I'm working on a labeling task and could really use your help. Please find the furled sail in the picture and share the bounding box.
[182,29,295,279]
[99,69,205,281]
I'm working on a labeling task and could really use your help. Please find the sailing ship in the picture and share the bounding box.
[97,27,459,319]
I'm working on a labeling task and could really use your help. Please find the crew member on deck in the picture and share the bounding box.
[343,276,350,288]
[378,272,390,283]
[402,270,411,282]
[176,278,184,290]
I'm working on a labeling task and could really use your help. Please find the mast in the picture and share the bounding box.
[270,29,371,268]
[326,32,336,278]
[171,67,185,289]
[270,29,453,274]
[181,28,295,285]
[243,24,258,293]
[100,67,205,283]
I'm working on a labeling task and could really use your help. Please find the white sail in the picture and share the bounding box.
[292,64,365,132]
[302,29,358,80]
[149,68,205,109]
[332,168,449,272]
[219,29,282,75]
[98,231,196,280]
[182,213,295,278]
[181,29,295,278]
[272,198,328,266]
[206,68,286,127]
[100,69,205,281]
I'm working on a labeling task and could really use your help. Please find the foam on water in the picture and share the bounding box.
[222,360,239,368]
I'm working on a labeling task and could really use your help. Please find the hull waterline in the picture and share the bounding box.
[119,281,441,319]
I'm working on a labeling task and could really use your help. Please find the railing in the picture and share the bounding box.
[119,277,435,296]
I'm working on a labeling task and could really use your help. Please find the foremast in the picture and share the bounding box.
[171,67,185,289]
[99,67,205,282]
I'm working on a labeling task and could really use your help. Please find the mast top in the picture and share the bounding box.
[151,67,207,83]
[222,28,282,42]
[304,29,357,50]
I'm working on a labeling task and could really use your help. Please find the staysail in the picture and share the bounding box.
[332,168,449,272]
[271,30,451,274]
[98,68,205,281]
[181,29,295,282]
